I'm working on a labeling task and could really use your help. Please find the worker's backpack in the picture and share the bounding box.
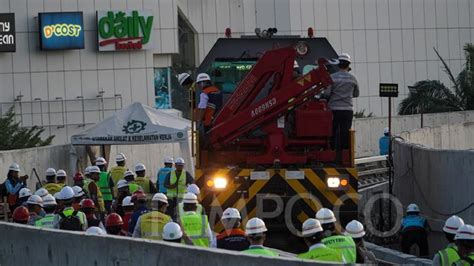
[58,211,82,231]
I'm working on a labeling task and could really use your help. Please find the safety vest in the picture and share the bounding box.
[167,171,187,199]
[401,215,426,231]
[42,183,62,195]
[59,208,87,226]
[35,214,55,229]
[83,178,105,212]
[109,166,127,185]
[132,176,151,194]
[129,183,141,194]
[322,235,357,263]
[98,172,113,201]
[438,244,460,266]
[178,202,203,218]
[157,167,173,193]
[298,245,344,262]
[201,86,222,126]
[454,253,474,266]
[242,246,279,257]
[180,212,210,247]
[139,211,171,240]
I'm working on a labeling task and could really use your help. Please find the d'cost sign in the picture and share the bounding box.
[0,13,15,52]
[97,10,154,51]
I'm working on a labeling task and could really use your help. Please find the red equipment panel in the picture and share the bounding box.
[295,102,333,137]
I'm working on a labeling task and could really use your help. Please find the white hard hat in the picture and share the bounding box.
[177,73,191,86]
[175,157,185,166]
[89,166,101,174]
[163,222,183,240]
[26,195,43,207]
[187,184,200,196]
[84,166,91,175]
[46,168,56,176]
[383,127,389,134]
[443,215,465,235]
[56,169,67,177]
[455,224,474,241]
[182,192,198,204]
[86,226,106,235]
[407,203,420,213]
[19,188,32,198]
[196,73,211,83]
[302,218,324,237]
[42,194,57,206]
[338,53,351,63]
[135,163,146,172]
[115,153,127,162]
[95,157,107,166]
[245,217,267,235]
[152,193,168,204]
[34,188,49,198]
[123,170,134,178]
[122,196,134,207]
[293,60,299,69]
[59,186,75,200]
[72,186,85,198]
[163,157,174,164]
[117,179,129,189]
[53,192,61,200]
[345,220,366,238]
[9,163,20,172]
[222,208,241,220]
[316,208,337,224]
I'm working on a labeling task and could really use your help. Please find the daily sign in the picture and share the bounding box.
[97,10,154,51]
[0,13,15,52]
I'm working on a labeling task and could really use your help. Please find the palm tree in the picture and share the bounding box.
[398,44,474,115]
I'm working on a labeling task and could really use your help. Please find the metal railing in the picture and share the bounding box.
[356,155,390,189]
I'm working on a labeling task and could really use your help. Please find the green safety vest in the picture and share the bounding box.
[59,208,86,226]
[178,202,203,218]
[438,244,460,266]
[454,253,474,266]
[83,178,105,212]
[109,166,127,185]
[98,172,113,201]
[242,247,279,257]
[139,211,172,240]
[35,214,55,229]
[322,235,357,263]
[298,245,344,263]
[180,212,210,247]
[42,183,62,195]
[129,183,141,194]
[132,176,151,194]
[167,171,187,199]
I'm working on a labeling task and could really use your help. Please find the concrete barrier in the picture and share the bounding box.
[366,242,432,265]
[0,222,327,266]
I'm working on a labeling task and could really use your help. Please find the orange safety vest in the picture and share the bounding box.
[201,86,222,126]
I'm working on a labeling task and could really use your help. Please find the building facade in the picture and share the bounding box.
[0,0,473,144]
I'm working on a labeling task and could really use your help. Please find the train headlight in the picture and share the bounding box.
[327,177,340,188]
[207,176,228,189]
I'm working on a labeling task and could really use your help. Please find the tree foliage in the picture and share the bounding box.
[0,107,54,150]
[398,43,474,115]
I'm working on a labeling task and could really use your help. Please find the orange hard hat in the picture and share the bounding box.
[131,190,146,202]
[106,213,124,227]
[13,206,30,222]
[80,199,95,209]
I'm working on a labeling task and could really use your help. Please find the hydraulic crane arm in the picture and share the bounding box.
[208,47,333,149]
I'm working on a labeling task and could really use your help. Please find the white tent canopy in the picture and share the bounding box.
[71,102,192,169]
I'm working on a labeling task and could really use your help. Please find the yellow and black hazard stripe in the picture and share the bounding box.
[195,167,358,233]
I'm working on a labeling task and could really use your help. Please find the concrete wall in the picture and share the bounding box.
[366,242,432,265]
[400,121,474,150]
[393,132,474,238]
[354,110,474,157]
[0,142,190,190]
[0,222,319,266]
